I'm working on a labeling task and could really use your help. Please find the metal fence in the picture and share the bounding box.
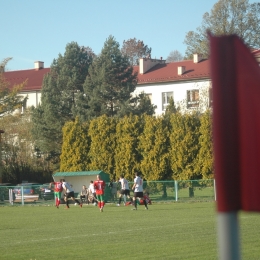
[142,180,216,202]
[114,180,216,203]
[0,180,216,206]
[0,184,52,206]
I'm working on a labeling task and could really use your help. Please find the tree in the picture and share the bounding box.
[184,0,260,59]
[87,115,117,176]
[169,112,201,181]
[121,92,156,117]
[60,117,91,172]
[121,38,152,65]
[114,115,144,180]
[31,42,94,166]
[0,110,53,183]
[0,58,27,115]
[82,36,139,119]
[164,97,178,117]
[166,50,183,63]
[195,110,214,179]
[138,115,170,181]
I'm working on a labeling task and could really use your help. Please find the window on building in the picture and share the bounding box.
[162,92,173,110]
[187,89,199,108]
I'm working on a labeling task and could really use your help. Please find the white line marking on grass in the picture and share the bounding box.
[1,220,211,247]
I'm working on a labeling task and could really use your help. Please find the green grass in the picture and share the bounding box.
[0,202,259,259]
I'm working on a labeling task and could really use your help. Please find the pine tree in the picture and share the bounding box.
[81,35,154,119]
[82,35,137,118]
[31,42,94,165]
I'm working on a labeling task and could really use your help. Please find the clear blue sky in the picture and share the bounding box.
[0,0,252,71]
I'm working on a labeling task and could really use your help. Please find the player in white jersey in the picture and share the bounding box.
[62,179,81,209]
[117,175,132,206]
[132,172,148,210]
[88,180,98,205]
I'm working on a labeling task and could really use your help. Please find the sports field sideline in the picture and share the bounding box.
[0,202,259,259]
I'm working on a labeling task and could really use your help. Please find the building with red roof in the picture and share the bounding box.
[133,54,211,115]
[3,52,259,116]
[3,61,50,113]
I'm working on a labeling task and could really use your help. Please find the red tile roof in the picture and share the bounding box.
[3,68,50,92]
[3,59,211,92]
[134,59,211,85]
[6,49,260,92]
[3,48,260,91]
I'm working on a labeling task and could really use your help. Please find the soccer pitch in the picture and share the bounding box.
[0,202,259,259]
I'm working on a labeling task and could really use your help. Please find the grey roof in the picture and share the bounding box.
[53,171,106,177]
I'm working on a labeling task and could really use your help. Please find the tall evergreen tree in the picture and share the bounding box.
[169,112,201,180]
[80,35,154,119]
[88,115,117,176]
[31,42,94,165]
[82,36,137,118]
[114,114,144,180]
[60,117,90,172]
[138,115,170,181]
[196,110,214,179]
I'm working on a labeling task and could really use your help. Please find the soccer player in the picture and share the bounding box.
[140,192,152,205]
[125,192,151,206]
[93,175,106,212]
[49,179,63,208]
[132,172,148,210]
[62,179,81,209]
[88,180,98,205]
[117,175,132,206]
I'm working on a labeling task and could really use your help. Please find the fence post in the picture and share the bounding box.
[21,186,24,206]
[9,189,13,205]
[174,180,178,201]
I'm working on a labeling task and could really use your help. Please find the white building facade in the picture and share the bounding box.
[133,55,211,115]
[4,56,212,116]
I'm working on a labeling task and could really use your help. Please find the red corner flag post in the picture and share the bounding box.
[210,34,260,260]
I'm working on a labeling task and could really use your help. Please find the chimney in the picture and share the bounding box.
[178,66,185,75]
[139,57,165,74]
[193,54,203,63]
[34,61,44,70]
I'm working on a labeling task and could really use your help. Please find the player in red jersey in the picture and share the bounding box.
[49,179,63,208]
[93,175,106,212]
[125,192,152,206]
[140,192,152,205]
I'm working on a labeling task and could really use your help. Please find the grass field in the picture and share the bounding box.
[0,202,259,260]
